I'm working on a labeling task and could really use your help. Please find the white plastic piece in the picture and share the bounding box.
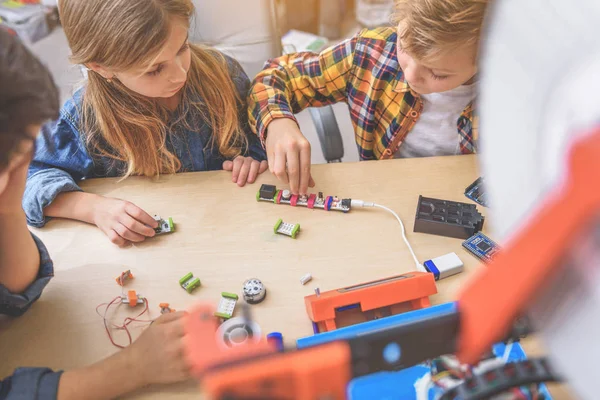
[282,189,291,200]
[216,317,262,349]
[300,273,312,285]
[350,199,374,208]
[215,295,238,319]
[243,278,267,304]
[423,252,464,280]
[276,221,300,238]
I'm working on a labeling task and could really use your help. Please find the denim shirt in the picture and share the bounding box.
[0,235,63,399]
[24,56,266,228]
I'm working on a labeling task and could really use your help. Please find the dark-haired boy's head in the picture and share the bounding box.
[0,29,59,192]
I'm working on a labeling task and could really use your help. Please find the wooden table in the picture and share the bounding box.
[0,155,572,399]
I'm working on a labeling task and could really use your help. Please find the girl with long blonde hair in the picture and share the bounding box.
[24,0,267,246]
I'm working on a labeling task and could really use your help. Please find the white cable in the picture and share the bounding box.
[502,341,514,363]
[351,200,426,272]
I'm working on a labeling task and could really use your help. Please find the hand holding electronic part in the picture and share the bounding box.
[125,311,190,386]
[264,118,316,195]
[222,156,268,187]
[90,196,157,246]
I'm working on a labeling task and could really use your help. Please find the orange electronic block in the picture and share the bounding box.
[184,304,351,400]
[127,290,138,307]
[305,272,437,333]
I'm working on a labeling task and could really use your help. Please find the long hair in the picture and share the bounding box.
[60,0,246,177]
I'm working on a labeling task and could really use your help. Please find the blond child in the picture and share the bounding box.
[25,0,268,246]
[249,0,487,195]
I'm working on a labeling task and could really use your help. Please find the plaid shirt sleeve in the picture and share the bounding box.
[248,35,358,143]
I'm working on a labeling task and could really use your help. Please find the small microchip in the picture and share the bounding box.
[462,232,500,263]
[477,241,492,252]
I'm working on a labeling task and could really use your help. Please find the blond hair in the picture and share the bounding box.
[60,0,246,177]
[392,0,489,62]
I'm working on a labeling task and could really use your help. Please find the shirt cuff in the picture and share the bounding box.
[23,169,82,228]
[0,234,54,317]
[256,103,298,147]
[1,368,63,400]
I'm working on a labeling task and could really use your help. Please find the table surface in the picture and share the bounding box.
[0,155,573,399]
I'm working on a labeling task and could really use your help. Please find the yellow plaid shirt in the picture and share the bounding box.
[248,27,478,160]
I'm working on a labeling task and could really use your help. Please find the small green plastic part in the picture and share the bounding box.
[168,217,174,231]
[214,312,231,319]
[185,278,201,293]
[179,272,193,286]
[291,223,300,239]
[274,190,281,204]
[221,292,238,300]
[274,218,283,234]
[256,190,260,202]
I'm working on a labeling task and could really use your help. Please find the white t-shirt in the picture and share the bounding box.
[395,83,476,158]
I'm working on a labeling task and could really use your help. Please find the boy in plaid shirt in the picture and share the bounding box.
[249,0,488,195]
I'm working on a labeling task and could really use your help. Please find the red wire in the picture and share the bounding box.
[96,296,152,349]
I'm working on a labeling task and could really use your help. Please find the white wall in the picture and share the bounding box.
[189,0,281,77]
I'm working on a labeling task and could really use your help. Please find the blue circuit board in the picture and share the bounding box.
[462,232,500,263]
[464,177,489,207]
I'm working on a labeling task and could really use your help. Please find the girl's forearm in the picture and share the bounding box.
[44,191,101,225]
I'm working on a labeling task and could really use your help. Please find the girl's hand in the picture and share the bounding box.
[223,156,268,187]
[90,195,157,246]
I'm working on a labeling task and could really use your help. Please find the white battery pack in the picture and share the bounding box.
[423,252,464,280]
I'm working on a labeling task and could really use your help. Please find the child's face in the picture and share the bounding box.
[98,22,192,100]
[396,40,478,95]
[0,125,39,196]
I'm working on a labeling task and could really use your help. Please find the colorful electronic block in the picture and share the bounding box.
[154,215,175,234]
[159,303,175,314]
[274,218,300,239]
[179,272,201,294]
[115,269,134,286]
[121,290,144,307]
[214,292,238,319]
[257,184,351,213]
[257,184,277,201]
